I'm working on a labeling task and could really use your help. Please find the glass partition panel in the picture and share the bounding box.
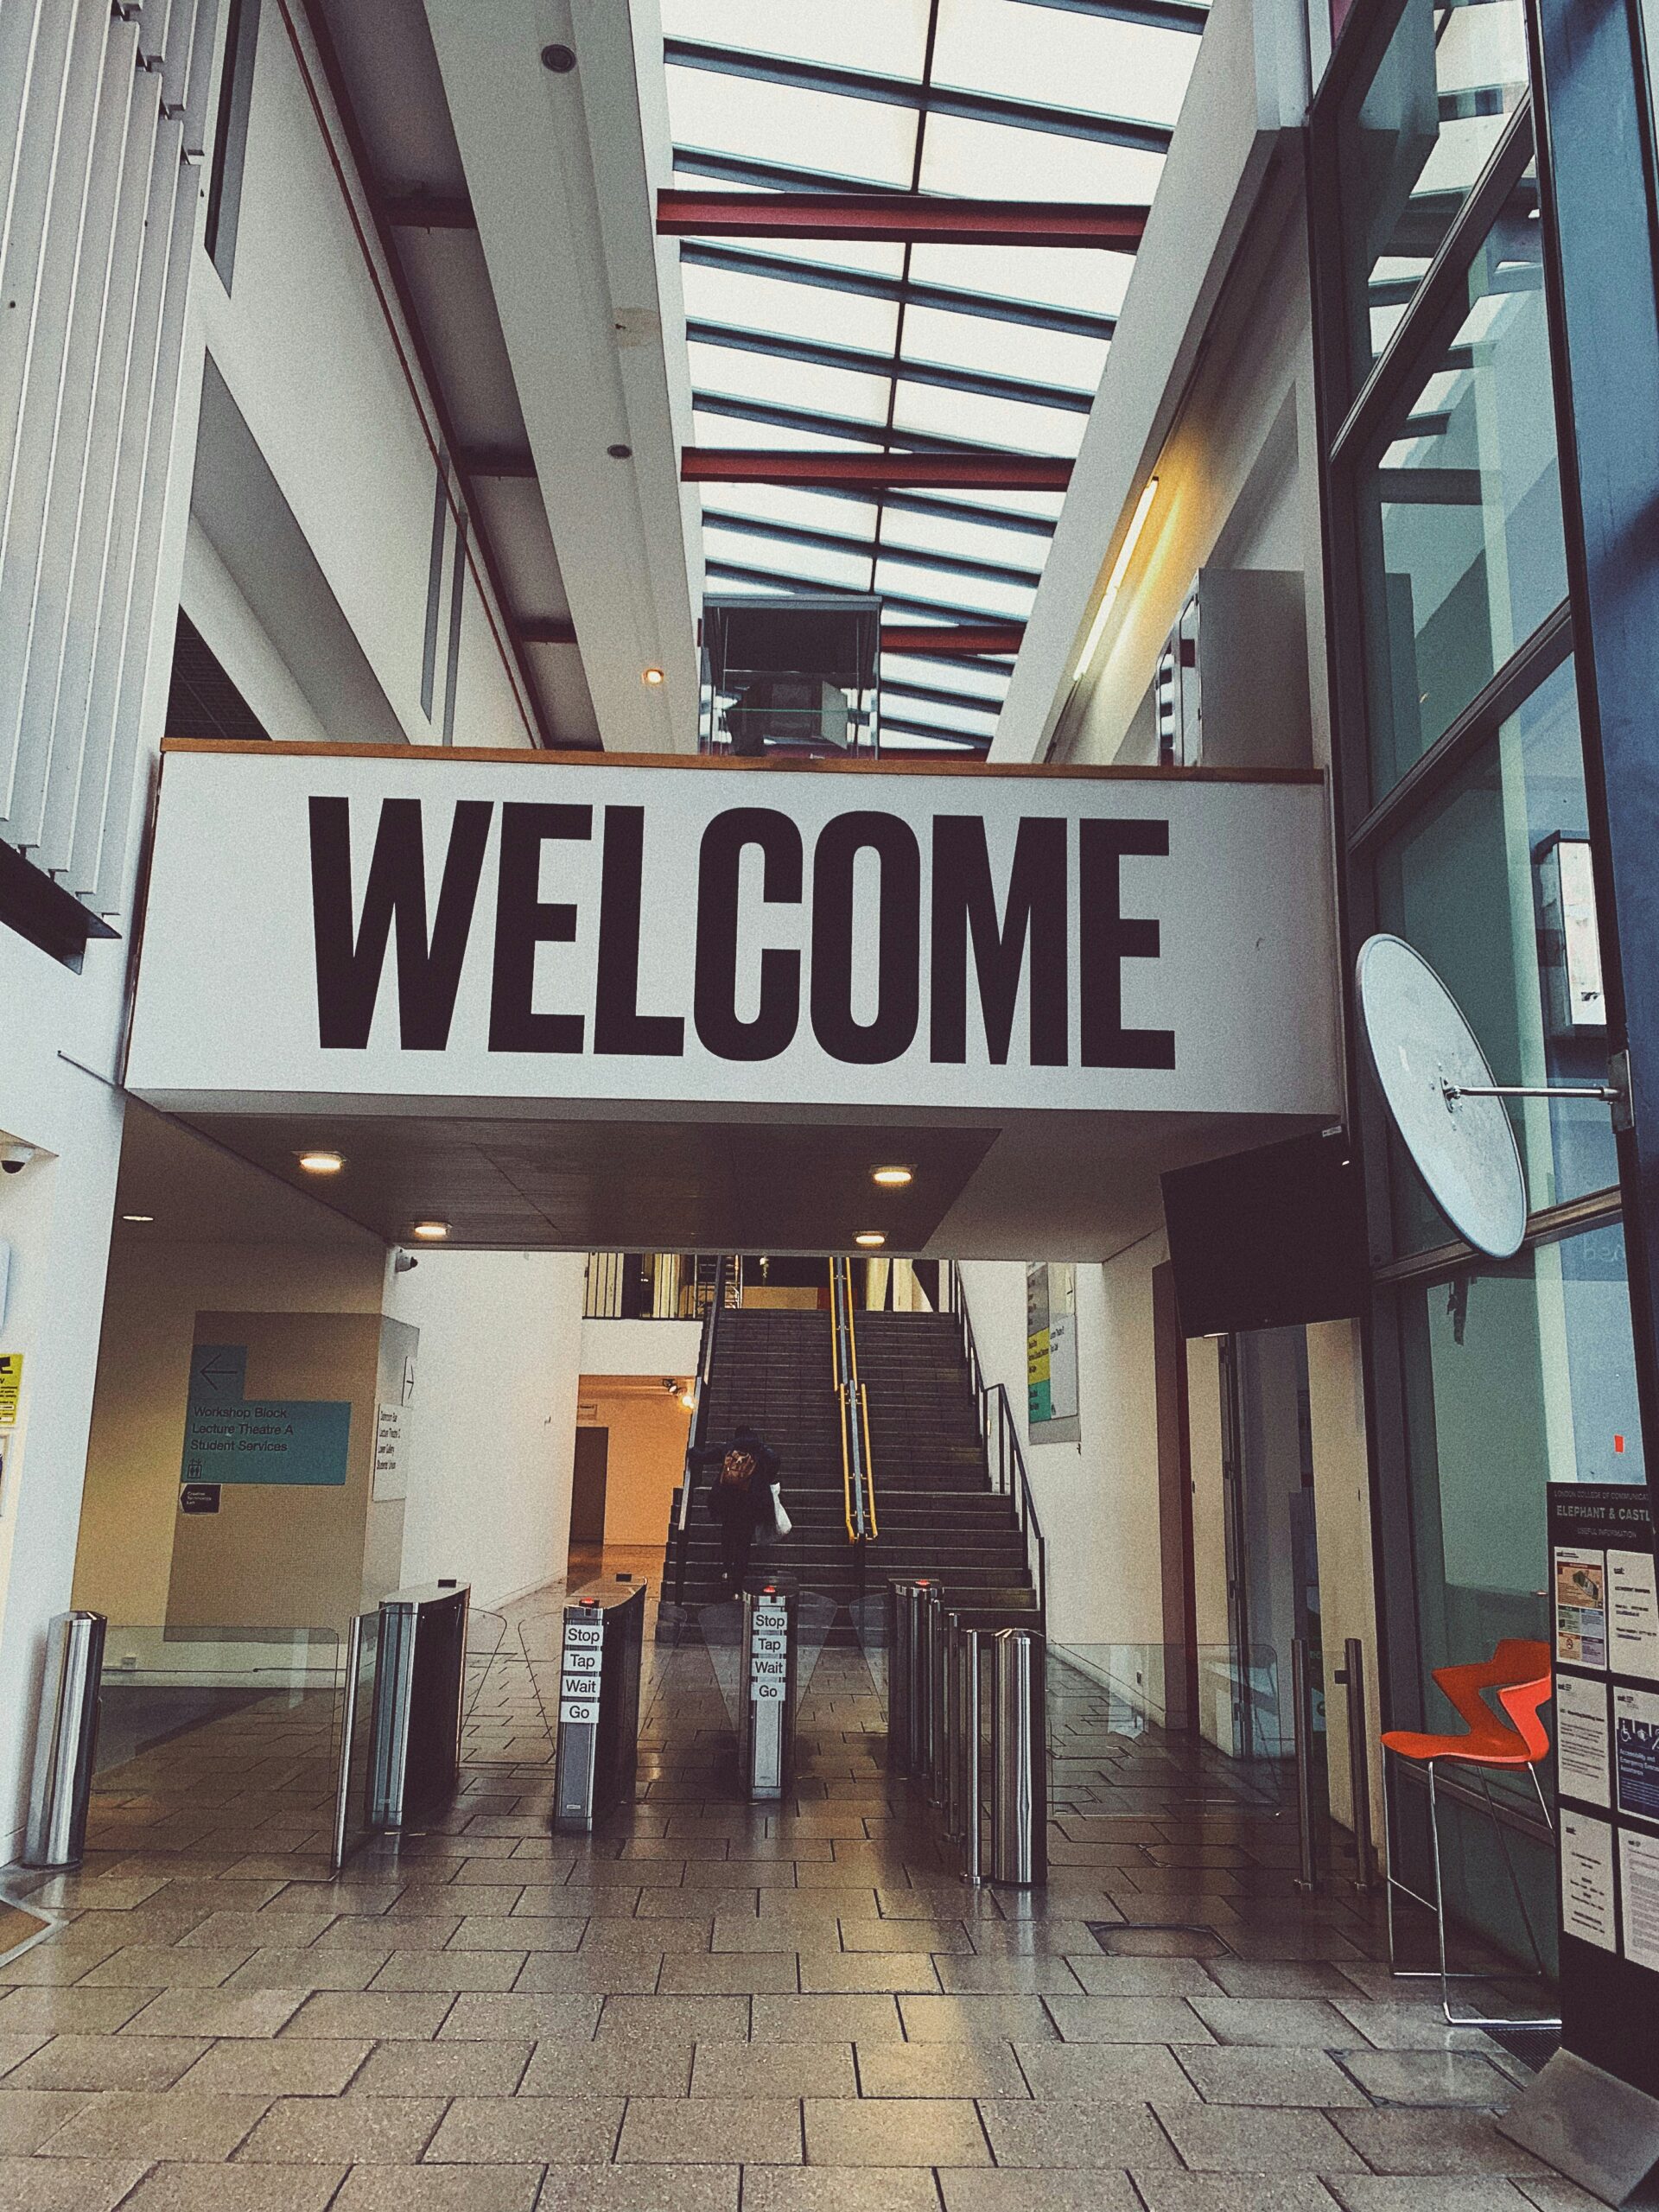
[1375,657,1615,1250]
[1357,175,1566,797]
[1338,0,1531,372]
[1046,1643,1288,1809]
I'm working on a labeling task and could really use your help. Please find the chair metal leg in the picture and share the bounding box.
[1428,1759,1560,2032]
[1383,1751,1488,1988]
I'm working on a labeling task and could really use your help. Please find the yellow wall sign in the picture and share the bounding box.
[0,1353,22,1427]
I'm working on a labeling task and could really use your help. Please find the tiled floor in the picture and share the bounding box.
[0,1574,1587,2212]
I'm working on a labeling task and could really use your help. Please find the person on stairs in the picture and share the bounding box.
[693,1422,780,1596]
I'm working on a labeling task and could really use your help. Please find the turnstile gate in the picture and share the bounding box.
[554,1581,646,1833]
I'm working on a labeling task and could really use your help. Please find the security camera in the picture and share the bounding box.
[393,1250,419,1274]
[0,1144,35,1176]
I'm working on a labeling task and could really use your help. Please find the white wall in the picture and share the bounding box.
[385,1250,586,1610]
[957,1249,1170,1660]
[578,1319,702,1377]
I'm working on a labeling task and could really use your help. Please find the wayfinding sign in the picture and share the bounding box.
[180,1342,352,1487]
[126,747,1339,1122]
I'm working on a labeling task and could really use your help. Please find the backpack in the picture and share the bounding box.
[719,1446,757,1487]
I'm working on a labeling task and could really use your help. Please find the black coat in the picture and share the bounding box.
[694,1433,779,1528]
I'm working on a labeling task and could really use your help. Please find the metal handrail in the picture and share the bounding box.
[672,1255,728,1602]
[830,1258,875,1542]
[941,1264,1046,1617]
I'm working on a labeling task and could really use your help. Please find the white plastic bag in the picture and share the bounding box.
[770,1481,791,1537]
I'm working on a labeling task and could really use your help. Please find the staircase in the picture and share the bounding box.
[662,1307,1039,1612]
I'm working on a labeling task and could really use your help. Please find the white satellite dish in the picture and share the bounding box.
[1356,934,1627,1262]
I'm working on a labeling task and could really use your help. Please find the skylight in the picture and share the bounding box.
[663,0,1205,753]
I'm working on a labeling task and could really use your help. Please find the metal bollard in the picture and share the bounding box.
[988,1628,1046,1886]
[1340,1636,1376,1892]
[1291,1637,1321,1892]
[918,1583,944,1790]
[944,1614,968,1842]
[887,1580,931,1776]
[23,1611,106,1869]
[953,1623,984,1885]
[925,1588,950,1806]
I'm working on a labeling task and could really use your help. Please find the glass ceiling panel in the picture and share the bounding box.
[689,406,882,454]
[891,382,1085,454]
[923,484,1067,521]
[702,526,874,591]
[659,0,934,77]
[698,482,881,537]
[876,505,1048,573]
[702,236,910,277]
[668,71,919,183]
[874,557,1033,619]
[688,345,893,423]
[682,264,902,353]
[899,304,1107,390]
[934,0,1198,129]
[880,650,1010,696]
[918,118,1166,205]
[906,240,1133,317]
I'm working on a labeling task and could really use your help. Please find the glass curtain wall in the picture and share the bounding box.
[1310,0,1642,1961]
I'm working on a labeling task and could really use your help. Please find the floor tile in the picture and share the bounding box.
[119,2164,349,2210]
[0,2155,156,2210]
[0,2089,93,2152]
[518,2038,693,2096]
[1339,2050,1513,2107]
[690,2041,856,2097]
[1044,1997,1211,2045]
[753,1996,904,2043]
[279,1992,454,2040]
[743,2170,939,2212]
[1176,2044,1367,2107]
[855,2041,1027,2099]
[1131,2181,1342,2211]
[1155,2103,1369,2173]
[1330,2110,1548,2176]
[898,1995,1061,2043]
[36,2088,270,2160]
[616,2094,801,2162]
[658,1952,798,1993]
[6,2031,209,2090]
[1326,2183,1537,2211]
[122,1987,309,2038]
[1188,1997,1356,2047]
[796,1952,940,1994]
[237,2094,448,2163]
[332,2166,543,2209]
[353,2037,529,2094]
[534,2169,741,2211]
[367,1952,524,1993]
[438,1993,601,2041]
[937,1956,1084,1994]
[938,2176,1141,2212]
[1014,2041,1197,2102]
[804,2094,988,2166]
[976,2097,1178,2170]
[423,2094,624,2162]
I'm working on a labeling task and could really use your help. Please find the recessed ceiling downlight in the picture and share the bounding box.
[299,1149,344,1175]
[411,1221,450,1242]
[872,1166,912,1187]
[855,1231,887,1249]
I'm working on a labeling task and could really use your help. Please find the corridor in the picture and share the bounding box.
[0,1578,1578,2212]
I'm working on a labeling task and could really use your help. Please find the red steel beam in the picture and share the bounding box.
[683,449,1073,492]
[658,190,1148,250]
[881,624,1025,655]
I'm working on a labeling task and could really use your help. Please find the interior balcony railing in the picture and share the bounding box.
[583,1251,743,1321]
[942,1261,1046,1618]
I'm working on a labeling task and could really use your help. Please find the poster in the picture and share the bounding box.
[1610,1548,1659,1682]
[1614,1685,1659,1821]
[1556,1673,1611,1808]
[1561,1810,1618,1951]
[0,1352,21,1426]
[1555,1547,1607,1669]
[1619,1829,1659,1973]
[1026,1262,1080,1446]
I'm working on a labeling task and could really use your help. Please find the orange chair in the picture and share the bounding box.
[1381,1638,1560,2030]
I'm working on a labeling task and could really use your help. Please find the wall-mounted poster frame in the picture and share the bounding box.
[1026,1263,1080,1446]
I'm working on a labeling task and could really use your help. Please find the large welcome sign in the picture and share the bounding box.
[125,746,1339,1119]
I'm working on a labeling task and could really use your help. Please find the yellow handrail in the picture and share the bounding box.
[859,1381,878,1540]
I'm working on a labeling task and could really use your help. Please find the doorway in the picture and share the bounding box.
[1220,1325,1323,1761]
[569,1427,609,1551]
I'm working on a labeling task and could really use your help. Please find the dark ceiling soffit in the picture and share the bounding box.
[0,834,119,967]
[1005,0,1209,30]
[686,448,1073,491]
[515,616,580,644]
[699,505,1045,588]
[662,39,1174,155]
[658,189,1148,249]
[382,188,476,227]
[685,320,1094,414]
[295,3,556,749]
[677,234,1117,343]
[703,559,1028,626]
[461,445,537,477]
[690,390,1071,457]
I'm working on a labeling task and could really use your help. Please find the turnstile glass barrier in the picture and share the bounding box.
[518,1581,647,1834]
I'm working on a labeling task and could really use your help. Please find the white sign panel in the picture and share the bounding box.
[372,1402,409,1501]
[127,752,1338,1120]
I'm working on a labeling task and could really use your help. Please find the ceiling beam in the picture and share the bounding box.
[687,449,1072,491]
[882,623,1026,653]
[460,444,537,478]
[663,39,1174,155]
[658,190,1148,250]
[1005,0,1209,31]
[704,560,1024,628]
[514,616,579,645]
[699,505,1045,588]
